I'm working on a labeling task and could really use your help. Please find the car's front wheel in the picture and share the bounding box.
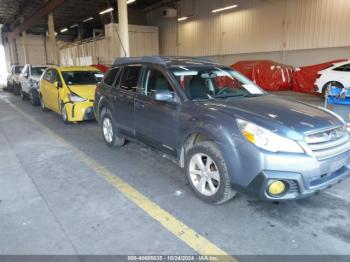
[61,104,69,124]
[185,141,237,204]
[101,111,125,148]
[29,90,40,106]
[20,88,27,101]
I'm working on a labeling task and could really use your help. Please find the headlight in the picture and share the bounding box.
[69,92,87,102]
[237,119,304,153]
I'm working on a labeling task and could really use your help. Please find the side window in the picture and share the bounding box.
[103,67,120,86]
[333,64,350,72]
[120,66,142,92]
[142,68,173,96]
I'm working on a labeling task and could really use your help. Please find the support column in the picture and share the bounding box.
[20,17,29,64]
[22,31,29,64]
[48,13,59,65]
[117,0,130,57]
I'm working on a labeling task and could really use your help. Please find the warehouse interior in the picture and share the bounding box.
[0,0,350,260]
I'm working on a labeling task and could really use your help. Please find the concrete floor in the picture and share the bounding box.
[0,90,350,256]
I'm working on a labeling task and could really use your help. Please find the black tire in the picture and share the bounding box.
[13,84,20,96]
[60,103,70,124]
[185,141,237,204]
[322,82,344,96]
[20,88,27,101]
[29,90,40,106]
[39,94,49,112]
[101,110,125,148]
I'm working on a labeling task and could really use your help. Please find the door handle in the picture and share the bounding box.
[135,101,145,109]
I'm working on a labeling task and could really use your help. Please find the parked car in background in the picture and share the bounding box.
[5,65,23,93]
[39,66,103,123]
[18,64,48,105]
[315,60,350,95]
[94,56,350,204]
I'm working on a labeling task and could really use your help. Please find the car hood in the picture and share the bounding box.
[198,95,342,137]
[68,85,96,100]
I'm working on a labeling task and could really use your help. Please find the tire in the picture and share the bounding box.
[61,103,69,124]
[29,90,40,106]
[40,94,49,112]
[322,82,344,96]
[185,141,237,204]
[13,84,20,96]
[101,110,125,148]
[20,88,27,101]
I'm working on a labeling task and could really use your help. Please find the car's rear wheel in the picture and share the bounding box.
[185,141,237,204]
[40,94,49,112]
[20,88,27,101]
[101,111,125,148]
[29,90,40,106]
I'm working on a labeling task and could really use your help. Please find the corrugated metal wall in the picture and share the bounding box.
[59,23,159,66]
[148,0,350,58]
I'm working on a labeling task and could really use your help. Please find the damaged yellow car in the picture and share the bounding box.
[39,66,103,123]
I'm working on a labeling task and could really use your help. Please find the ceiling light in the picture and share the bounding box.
[60,28,68,33]
[69,24,79,28]
[99,7,114,15]
[127,0,136,4]
[83,17,94,22]
[178,16,189,21]
[212,4,238,13]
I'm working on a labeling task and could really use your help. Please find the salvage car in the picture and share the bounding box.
[94,56,350,204]
[19,64,48,105]
[39,66,103,123]
[5,65,23,93]
[315,60,350,95]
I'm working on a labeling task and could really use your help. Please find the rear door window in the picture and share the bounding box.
[333,64,350,72]
[119,66,142,92]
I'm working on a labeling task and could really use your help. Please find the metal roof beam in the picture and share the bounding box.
[8,0,66,40]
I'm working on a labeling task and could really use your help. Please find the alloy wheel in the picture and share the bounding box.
[103,117,114,143]
[189,153,221,196]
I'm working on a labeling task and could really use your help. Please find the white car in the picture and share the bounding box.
[315,60,350,95]
[19,64,48,106]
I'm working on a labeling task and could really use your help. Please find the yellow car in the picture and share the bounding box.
[39,66,103,123]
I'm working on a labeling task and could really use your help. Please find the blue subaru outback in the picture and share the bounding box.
[94,56,350,204]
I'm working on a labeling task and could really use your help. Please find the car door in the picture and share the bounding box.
[42,69,60,111]
[111,65,142,137]
[134,66,180,156]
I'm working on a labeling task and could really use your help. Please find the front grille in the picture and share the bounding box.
[305,126,350,160]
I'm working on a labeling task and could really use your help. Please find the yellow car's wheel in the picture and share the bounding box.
[61,104,69,124]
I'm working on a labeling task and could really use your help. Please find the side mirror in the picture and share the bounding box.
[154,90,174,102]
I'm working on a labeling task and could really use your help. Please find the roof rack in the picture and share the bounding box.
[113,56,167,66]
[112,56,216,66]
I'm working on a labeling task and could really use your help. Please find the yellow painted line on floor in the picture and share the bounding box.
[4,97,238,261]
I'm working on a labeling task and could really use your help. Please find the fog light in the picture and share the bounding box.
[268,180,287,196]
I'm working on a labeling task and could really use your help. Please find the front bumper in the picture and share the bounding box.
[223,140,350,201]
[65,101,95,122]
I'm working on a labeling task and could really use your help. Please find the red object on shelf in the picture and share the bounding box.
[231,60,294,91]
[91,64,109,73]
[291,59,347,93]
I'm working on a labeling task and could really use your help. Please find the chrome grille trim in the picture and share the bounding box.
[305,126,350,160]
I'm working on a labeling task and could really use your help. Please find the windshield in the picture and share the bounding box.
[62,71,103,85]
[170,66,265,100]
[31,67,47,76]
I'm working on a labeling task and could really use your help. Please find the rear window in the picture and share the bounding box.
[119,66,142,92]
[31,67,47,76]
[62,71,103,85]
[14,66,23,74]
